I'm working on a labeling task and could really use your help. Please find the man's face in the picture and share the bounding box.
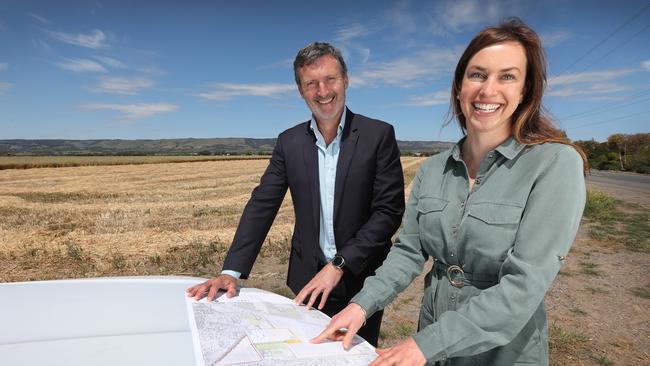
[297,55,348,124]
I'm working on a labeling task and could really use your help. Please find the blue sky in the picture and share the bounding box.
[1,0,648,142]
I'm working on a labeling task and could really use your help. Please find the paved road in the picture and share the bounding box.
[586,170,650,207]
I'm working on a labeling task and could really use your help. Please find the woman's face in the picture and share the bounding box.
[459,41,527,138]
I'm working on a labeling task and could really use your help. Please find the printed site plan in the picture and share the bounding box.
[186,288,376,366]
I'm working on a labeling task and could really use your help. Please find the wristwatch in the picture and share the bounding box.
[331,255,346,270]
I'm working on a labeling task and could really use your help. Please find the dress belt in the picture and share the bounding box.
[434,259,499,288]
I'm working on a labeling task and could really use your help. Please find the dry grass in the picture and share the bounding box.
[0,157,424,282]
[0,158,289,281]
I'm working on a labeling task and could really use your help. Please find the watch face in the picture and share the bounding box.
[332,256,345,268]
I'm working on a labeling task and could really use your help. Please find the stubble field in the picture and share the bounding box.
[1,157,647,365]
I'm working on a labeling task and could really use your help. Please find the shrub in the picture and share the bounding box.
[583,190,616,222]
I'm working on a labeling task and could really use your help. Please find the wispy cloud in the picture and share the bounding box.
[196,83,295,101]
[0,63,7,71]
[642,60,650,71]
[0,82,14,95]
[81,103,178,120]
[94,55,126,69]
[352,48,458,88]
[406,90,450,106]
[139,65,167,77]
[47,29,108,49]
[540,30,572,47]
[547,68,635,98]
[336,23,373,42]
[33,39,52,52]
[431,0,525,35]
[335,26,373,66]
[433,0,517,33]
[383,0,418,35]
[27,13,50,24]
[90,76,153,95]
[547,83,630,97]
[549,68,635,86]
[55,58,107,73]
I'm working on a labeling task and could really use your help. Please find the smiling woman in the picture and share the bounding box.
[314,18,589,366]
[458,41,526,140]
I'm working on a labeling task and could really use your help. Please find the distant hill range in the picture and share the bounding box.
[0,138,454,156]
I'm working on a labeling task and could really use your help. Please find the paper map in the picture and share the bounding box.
[186,288,376,366]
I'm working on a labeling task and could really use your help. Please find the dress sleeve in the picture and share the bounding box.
[412,146,586,361]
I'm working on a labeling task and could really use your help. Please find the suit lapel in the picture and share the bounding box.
[302,122,320,235]
[334,109,359,221]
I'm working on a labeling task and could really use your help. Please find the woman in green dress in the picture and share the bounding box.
[313,18,588,366]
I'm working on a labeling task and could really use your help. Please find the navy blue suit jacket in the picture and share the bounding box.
[222,108,405,298]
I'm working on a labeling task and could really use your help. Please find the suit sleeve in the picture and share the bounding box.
[337,124,405,277]
[221,134,289,279]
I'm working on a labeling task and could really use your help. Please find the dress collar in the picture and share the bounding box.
[450,135,526,162]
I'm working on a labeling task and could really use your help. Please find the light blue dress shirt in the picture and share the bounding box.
[222,109,346,279]
[309,109,346,262]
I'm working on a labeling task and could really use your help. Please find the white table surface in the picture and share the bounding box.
[0,276,206,366]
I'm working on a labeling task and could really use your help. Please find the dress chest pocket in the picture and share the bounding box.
[465,202,524,261]
[416,197,448,248]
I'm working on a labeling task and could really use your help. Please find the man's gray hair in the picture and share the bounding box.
[293,42,348,86]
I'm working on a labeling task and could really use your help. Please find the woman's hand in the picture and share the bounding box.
[310,302,366,350]
[370,337,426,366]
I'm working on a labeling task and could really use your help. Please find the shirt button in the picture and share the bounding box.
[475,178,481,185]
[450,253,455,257]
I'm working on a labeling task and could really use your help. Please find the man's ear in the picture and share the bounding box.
[343,75,349,89]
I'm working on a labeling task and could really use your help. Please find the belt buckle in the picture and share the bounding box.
[446,265,465,288]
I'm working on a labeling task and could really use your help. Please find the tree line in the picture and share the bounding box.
[575,133,650,174]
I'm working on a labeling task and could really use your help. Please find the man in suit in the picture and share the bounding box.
[186,42,404,346]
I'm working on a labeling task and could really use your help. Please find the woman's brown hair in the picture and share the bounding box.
[450,17,588,170]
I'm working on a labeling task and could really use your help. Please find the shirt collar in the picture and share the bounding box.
[309,107,347,143]
[494,136,526,160]
[450,135,525,162]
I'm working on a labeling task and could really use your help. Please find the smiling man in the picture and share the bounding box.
[186,42,405,346]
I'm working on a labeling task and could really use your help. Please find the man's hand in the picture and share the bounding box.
[311,302,366,350]
[370,337,426,366]
[185,274,238,301]
[293,263,344,310]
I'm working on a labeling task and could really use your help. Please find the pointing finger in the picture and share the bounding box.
[311,320,341,344]
[342,328,356,350]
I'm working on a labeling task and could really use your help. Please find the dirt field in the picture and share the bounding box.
[0,157,647,365]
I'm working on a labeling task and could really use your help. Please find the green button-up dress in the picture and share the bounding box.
[352,137,586,365]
